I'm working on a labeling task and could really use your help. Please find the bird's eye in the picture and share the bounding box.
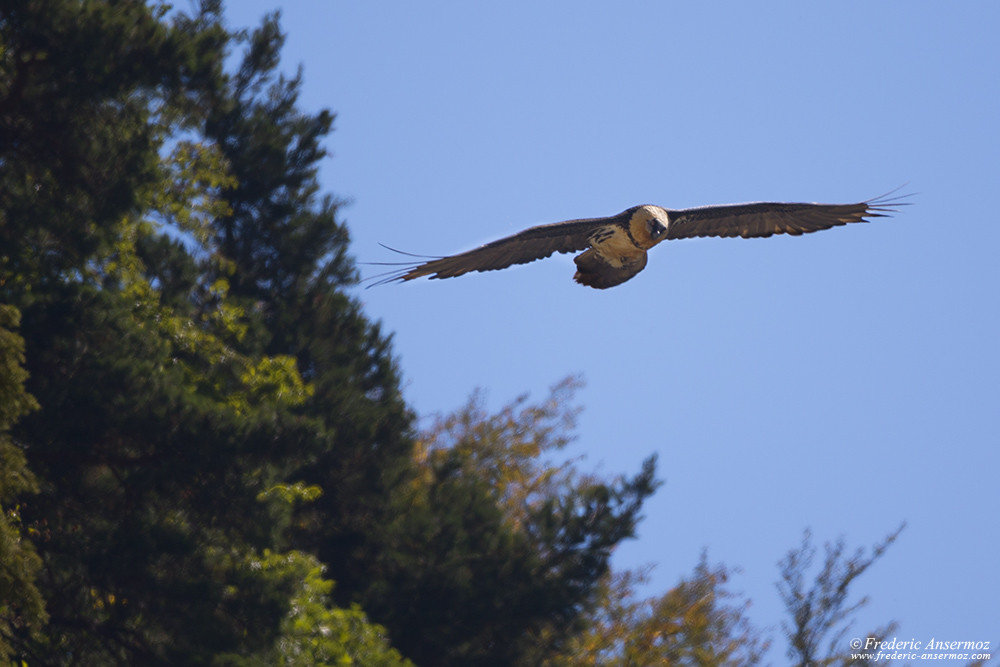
[649,221,666,239]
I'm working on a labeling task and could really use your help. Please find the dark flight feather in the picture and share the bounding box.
[370,211,632,285]
[367,192,908,288]
[664,192,905,240]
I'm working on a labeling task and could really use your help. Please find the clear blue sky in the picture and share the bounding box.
[226,2,999,657]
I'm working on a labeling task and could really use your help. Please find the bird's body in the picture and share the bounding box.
[372,195,905,289]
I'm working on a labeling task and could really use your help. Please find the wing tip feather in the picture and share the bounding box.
[863,185,915,218]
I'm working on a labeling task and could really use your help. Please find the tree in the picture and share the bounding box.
[778,525,905,667]
[543,526,910,667]
[0,0,225,291]
[367,379,659,666]
[545,560,767,667]
[253,550,412,667]
[10,158,315,663]
[0,305,45,661]
[1,2,411,663]
[198,10,417,610]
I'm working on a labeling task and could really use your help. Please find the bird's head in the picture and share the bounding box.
[629,205,670,249]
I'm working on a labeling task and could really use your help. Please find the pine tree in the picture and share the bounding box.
[1,2,407,663]
[0,0,226,291]
[198,8,416,609]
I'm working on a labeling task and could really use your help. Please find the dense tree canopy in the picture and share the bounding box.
[1,1,907,665]
[0,305,44,662]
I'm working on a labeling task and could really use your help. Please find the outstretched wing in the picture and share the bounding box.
[374,213,627,284]
[665,194,904,240]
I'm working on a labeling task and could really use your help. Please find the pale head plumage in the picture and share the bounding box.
[628,205,671,249]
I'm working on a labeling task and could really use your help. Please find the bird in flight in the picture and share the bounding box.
[371,193,906,289]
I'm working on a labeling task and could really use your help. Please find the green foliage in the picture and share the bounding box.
[0,305,45,661]
[0,306,38,429]
[14,281,299,662]
[1,1,337,662]
[197,12,418,640]
[0,0,226,292]
[220,550,412,667]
